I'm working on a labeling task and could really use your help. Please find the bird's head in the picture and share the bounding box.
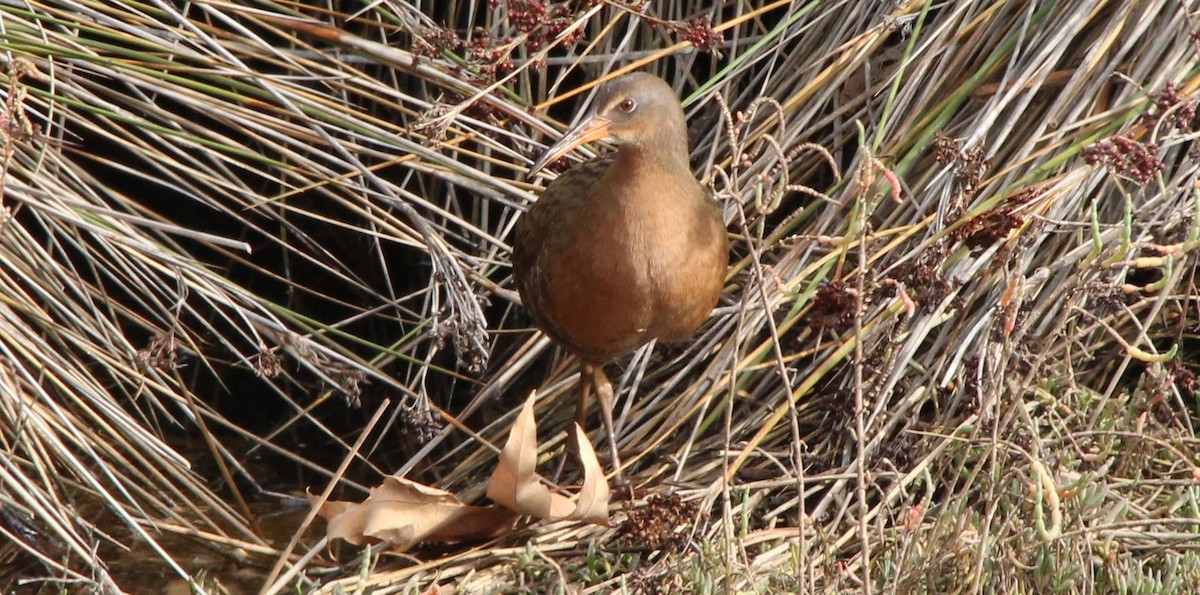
[529,73,688,176]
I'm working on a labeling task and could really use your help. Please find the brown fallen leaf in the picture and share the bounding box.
[564,423,611,523]
[313,476,517,551]
[487,390,611,525]
[315,391,609,551]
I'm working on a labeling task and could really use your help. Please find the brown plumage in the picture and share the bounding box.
[512,72,728,482]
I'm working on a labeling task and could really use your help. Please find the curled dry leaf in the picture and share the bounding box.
[313,476,517,551]
[315,391,608,552]
[486,390,611,525]
[564,423,611,523]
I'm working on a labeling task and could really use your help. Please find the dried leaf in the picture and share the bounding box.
[567,422,611,524]
[315,390,609,552]
[314,476,517,551]
[486,391,610,524]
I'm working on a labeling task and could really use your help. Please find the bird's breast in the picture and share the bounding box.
[514,157,727,362]
[564,176,723,354]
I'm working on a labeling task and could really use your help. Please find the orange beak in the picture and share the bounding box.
[528,115,612,176]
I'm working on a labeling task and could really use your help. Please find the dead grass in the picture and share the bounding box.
[0,0,1197,593]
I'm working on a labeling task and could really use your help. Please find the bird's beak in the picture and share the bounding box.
[528,115,612,176]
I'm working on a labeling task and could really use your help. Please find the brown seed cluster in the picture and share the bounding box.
[807,279,860,334]
[1082,135,1165,184]
[933,132,992,192]
[642,13,725,56]
[1171,359,1197,402]
[136,332,180,371]
[932,131,959,164]
[282,334,369,407]
[877,433,915,469]
[1079,82,1193,185]
[1139,81,1196,133]
[399,401,444,444]
[950,186,1040,254]
[1083,283,1130,317]
[507,0,547,31]
[412,3,725,84]
[249,349,284,378]
[412,26,462,59]
[618,494,696,551]
[897,240,952,307]
[955,147,992,192]
[466,28,517,80]
[958,209,1021,252]
[411,1,588,84]
[324,361,368,408]
[506,0,585,52]
[0,58,36,147]
[677,16,724,54]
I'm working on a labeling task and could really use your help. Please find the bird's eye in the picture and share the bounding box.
[618,98,637,112]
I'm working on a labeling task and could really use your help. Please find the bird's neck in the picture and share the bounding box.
[614,142,692,184]
[606,145,702,219]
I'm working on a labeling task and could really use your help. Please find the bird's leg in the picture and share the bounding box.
[553,364,595,482]
[587,364,632,498]
[574,364,593,431]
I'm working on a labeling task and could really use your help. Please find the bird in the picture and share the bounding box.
[511,72,728,485]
